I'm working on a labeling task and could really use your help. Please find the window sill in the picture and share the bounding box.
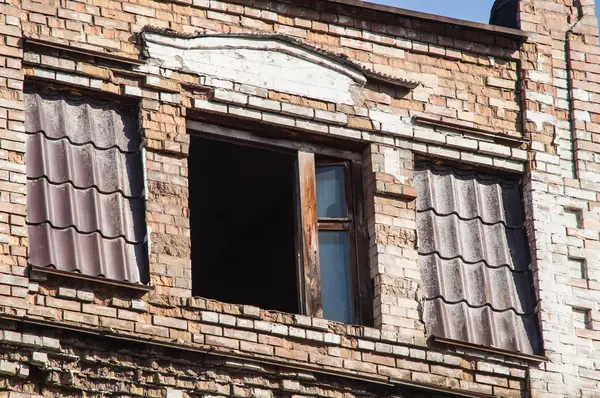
[413,115,529,146]
[430,336,548,363]
[29,266,154,294]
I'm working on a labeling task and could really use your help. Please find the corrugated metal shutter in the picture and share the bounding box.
[25,88,148,283]
[414,162,542,355]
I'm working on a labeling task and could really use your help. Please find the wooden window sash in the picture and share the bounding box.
[318,217,353,223]
[187,120,362,161]
[297,151,323,318]
[324,160,362,325]
[317,223,350,231]
[350,160,372,326]
[296,153,371,325]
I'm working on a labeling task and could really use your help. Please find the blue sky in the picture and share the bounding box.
[375,0,495,23]
[373,0,600,24]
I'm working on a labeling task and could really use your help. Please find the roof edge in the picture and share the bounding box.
[326,0,531,40]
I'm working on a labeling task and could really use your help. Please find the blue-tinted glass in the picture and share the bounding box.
[318,231,353,324]
[316,166,347,218]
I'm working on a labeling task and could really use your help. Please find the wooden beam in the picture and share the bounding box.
[430,336,548,363]
[412,115,529,145]
[29,266,153,293]
[187,120,362,161]
[24,37,144,66]
[297,151,322,318]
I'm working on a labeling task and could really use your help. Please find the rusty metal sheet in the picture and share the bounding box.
[414,163,541,355]
[25,88,147,283]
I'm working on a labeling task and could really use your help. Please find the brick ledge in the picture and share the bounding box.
[0,314,497,398]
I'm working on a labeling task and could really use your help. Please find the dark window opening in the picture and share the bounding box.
[189,136,299,313]
[187,122,372,325]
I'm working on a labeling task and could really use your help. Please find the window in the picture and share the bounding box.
[567,257,587,280]
[414,161,542,356]
[564,208,582,229]
[572,308,591,330]
[24,84,148,285]
[304,158,364,324]
[188,123,371,325]
[316,163,355,324]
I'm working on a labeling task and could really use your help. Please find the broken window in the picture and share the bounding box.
[24,84,148,284]
[414,162,542,356]
[189,126,371,325]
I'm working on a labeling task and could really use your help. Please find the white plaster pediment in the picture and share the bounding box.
[143,32,369,105]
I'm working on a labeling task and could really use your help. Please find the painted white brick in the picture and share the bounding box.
[281,103,314,119]
[574,110,591,122]
[166,389,184,398]
[160,93,181,104]
[526,91,554,105]
[413,128,446,145]
[262,112,295,127]
[228,106,262,120]
[295,119,329,134]
[31,352,48,366]
[55,72,90,87]
[428,145,460,160]
[248,96,280,112]
[200,311,219,323]
[314,109,347,125]
[57,287,76,299]
[492,158,525,172]
[526,110,557,131]
[460,152,494,166]
[572,88,590,101]
[193,99,228,114]
[212,89,248,105]
[329,126,361,140]
[123,86,143,97]
[145,33,364,105]
[478,141,511,158]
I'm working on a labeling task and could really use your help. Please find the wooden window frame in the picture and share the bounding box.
[187,121,372,325]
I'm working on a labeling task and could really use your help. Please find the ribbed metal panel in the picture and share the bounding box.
[414,163,541,355]
[28,224,146,282]
[25,89,147,283]
[26,133,144,197]
[27,179,145,242]
[25,91,141,152]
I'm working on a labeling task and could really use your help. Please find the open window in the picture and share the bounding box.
[188,122,371,325]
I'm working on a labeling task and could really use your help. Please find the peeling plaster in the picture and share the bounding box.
[143,33,368,105]
[526,110,557,131]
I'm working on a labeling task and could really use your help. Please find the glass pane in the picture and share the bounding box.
[318,230,353,324]
[316,166,347,218]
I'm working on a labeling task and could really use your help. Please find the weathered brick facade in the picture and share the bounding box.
[1,0,600,396]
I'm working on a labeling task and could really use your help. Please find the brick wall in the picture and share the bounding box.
[519,0,600,396]
[0,0,599,396]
